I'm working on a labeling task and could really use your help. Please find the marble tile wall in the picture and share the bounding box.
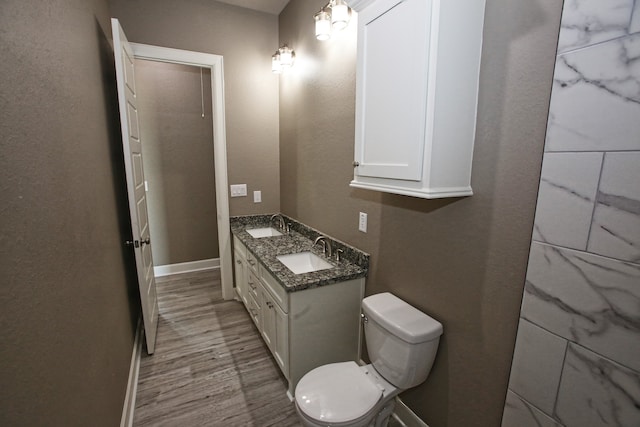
[502,1,640,426]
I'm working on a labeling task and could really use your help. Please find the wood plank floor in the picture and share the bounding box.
[133,269,302,426]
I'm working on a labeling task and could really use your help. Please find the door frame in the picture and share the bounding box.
[130,43,233,300]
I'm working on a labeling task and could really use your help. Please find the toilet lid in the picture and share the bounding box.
[295,361,382,424]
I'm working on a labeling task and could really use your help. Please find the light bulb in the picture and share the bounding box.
[331,1,350,30]
[314,9,331,41]
[271,51,282,74]
[279,45,294,68]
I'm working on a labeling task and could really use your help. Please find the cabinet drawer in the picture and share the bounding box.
[233,236,247,258]
[247,269,260,300]
[247,291,261,330]
[246,251,258,272]
[259,264,288,313]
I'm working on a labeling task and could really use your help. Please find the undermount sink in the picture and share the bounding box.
[246,227,283,238]
[277,251,334,275]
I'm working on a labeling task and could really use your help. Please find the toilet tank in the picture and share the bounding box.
[362,293,443,389]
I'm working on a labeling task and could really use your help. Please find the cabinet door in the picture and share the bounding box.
[262,291,289,376]
[261,292,275,350]
[273,302,289,375]
[354,0,435,181]
[233,251,248,306]
[247,291,262,331]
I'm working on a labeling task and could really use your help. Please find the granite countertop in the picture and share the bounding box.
[230,214,369,292]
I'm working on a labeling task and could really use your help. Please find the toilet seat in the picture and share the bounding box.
[295,362,383,425]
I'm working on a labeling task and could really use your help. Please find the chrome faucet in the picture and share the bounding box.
[313,236,332,258]
[270,214,285,230]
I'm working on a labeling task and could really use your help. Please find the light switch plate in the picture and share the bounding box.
[230,184,247,197]
[253,191,262,203]
[359,212,368,233]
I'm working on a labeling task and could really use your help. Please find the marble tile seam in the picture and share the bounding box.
[516,317,569,347]
[505,387,565,426]
[542,149,640,153]
[554,342,640,426]
[557,31,638,56]
[516,314,640,407]
[528,239,640,267]
[519,311,640,375]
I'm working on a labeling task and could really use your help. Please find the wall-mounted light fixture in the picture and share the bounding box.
[272,44,295,74]
[314,7,332,41]
[271,50,282,73]
[314,0,352,41]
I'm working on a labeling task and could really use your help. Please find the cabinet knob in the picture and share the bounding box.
[353,161,360,167]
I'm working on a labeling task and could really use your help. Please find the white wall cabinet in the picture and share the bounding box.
[350,0,486,199]
[232,236,364,397]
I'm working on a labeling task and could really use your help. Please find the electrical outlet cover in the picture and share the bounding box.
[359,212,368,232]
[230,184,247,197]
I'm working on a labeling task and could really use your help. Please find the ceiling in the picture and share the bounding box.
[215,0,291,15]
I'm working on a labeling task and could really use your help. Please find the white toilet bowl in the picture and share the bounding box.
[295,361,400,427]
[295,293,443,427]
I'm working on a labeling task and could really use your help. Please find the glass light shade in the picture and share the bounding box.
[314,10,331,41]
[271,52,282,74]
[279,46,294,68]
[331,1,350,30]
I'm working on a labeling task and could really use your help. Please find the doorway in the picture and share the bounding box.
[135,60,219,273]
[131,43,233,300]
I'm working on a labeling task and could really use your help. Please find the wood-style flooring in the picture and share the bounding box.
[133,269,301,426]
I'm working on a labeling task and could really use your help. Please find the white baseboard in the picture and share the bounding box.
[120,318,143,427]
[392,396,430,427]
[154,258,220,277]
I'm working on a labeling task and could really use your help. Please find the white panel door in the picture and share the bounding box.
[112,18,159,354]
[354,0,433,181]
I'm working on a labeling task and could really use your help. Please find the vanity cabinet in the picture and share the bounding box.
[232,236,364,397]
[349,0,486,199]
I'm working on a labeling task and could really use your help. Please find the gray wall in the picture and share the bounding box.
[278,1,562,426]
[110,0,281,216]
[0,0,139,425]
[136,60,219,266]
[503,2,640,426]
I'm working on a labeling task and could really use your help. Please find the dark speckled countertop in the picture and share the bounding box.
[230,214,369,292]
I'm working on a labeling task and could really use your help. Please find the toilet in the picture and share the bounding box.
[295,292,443,427]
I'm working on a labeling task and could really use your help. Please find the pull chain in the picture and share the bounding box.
[200,68,205,118]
